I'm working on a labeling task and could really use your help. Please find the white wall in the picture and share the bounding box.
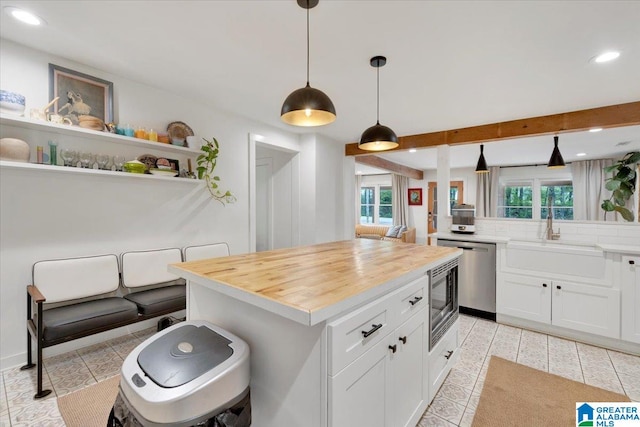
[0,39,346,369]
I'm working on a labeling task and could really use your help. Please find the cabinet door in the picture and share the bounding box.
[551,280,620,338]
[621,256,640,343]
[390,308,428,427]
[498,273,551,323]
[329,336,391,427]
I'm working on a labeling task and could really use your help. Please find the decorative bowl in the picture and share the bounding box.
[149,168,178,177]
[0,90,26,116]
[0,138,30,162]
[123,160,146,174]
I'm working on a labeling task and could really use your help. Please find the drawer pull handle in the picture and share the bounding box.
[362,324,383,338]
[557,285,562,290]
[630,260,636,265]
[542,283,548,288]
[388,344,397,353]
[444,350,454,360]
[409,296,423,306]
[399,336,407,344]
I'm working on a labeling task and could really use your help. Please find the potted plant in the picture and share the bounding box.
[196,137,237,205]
[601,151,640,221]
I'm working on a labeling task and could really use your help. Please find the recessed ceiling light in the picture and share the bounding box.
[588,127,603,132]
[576,152,587,157]
[593,51,620,63]
[409,149,417,153]
[4,6,45,26]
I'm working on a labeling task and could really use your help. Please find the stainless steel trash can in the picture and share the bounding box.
[109,320,250,427]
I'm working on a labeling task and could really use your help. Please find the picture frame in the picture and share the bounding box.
[156,157,180,172]
[408,188,423,206]
[49,63,114,123]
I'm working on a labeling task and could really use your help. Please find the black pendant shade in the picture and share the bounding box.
[475,144,489,173]
[359,56,398,151]
[280,0,336,127]
[547,135,566,168]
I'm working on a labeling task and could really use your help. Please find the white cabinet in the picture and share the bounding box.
[621,256,640,344]
[329,308,428,427]
[428,320,459,399]
[498,273,551,323]
[498,273,620,338]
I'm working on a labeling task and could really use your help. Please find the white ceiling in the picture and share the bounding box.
[1,1,639,166]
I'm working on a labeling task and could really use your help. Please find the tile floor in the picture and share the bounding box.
[1,315,638,426]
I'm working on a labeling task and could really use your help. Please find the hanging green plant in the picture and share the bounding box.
[196,137,237,205]
[601,151,640,221]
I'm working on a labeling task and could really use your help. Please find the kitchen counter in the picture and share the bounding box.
[169,239,460,326]
[169,239,461,427]
[430,231,510,244]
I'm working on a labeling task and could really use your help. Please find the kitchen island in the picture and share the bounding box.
[169,239,461,427]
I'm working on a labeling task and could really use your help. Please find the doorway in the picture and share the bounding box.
[427,181,464,237]
[255,158,273,252]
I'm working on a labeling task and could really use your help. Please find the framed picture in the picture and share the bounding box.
[49,63,114,123]
[157,157,180,172]
[408,188,423,206]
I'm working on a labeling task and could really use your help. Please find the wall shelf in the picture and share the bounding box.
[0,160,202,184]
[0,114,202,155]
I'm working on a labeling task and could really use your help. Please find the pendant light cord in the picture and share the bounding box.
[376,60,380,124]
[306,1,310,85]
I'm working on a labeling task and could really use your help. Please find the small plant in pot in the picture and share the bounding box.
[601,151,640,221]
[196,137,237,205]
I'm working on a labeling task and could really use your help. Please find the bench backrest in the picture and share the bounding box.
[121,248,183,288]
[183,242,230,261]
[33,254,120,304]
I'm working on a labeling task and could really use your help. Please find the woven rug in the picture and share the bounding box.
[57,375,120,427]
[472,356,630,426]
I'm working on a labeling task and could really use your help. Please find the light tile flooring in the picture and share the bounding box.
[1,316,639,426]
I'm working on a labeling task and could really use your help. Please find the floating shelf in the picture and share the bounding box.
[0,159,202,184]
[0,114,202,155]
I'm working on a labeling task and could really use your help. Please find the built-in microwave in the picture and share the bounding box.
[429,258,459,350]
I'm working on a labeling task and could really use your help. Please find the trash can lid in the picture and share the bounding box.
[138,324,234,388]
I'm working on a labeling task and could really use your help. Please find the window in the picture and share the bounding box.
[360,184,393,224]
[360,187,375,224]
[497,177,574,220]
[498,181,533,219]
[541,180,573,220]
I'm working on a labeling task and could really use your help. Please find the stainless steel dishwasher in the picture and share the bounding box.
[437,239,496,320]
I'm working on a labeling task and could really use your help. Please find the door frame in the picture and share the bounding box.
[255,157,273,251]
[427,180,464,237]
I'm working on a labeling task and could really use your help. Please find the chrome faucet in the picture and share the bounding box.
[545,194,561,240]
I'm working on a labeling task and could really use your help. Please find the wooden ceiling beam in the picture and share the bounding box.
[356,155,423,180]
[345,101,640,156]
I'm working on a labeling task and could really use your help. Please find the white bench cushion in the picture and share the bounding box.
[33,255,120,304]
[121,248,182,288]
[183,243,230,261]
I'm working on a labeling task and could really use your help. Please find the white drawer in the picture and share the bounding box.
[428,321,459,400]
[394,275,428,325]
[328,291,394,376]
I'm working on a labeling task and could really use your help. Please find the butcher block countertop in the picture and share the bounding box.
[169,239,461,325]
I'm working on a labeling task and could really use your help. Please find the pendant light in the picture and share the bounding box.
[359,56,398,151]
[281,0,336,127]
[547,135,566,168]
[475,144,489,173]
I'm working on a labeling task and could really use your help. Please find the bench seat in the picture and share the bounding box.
[38,297,139,344]
[124,285,185,317]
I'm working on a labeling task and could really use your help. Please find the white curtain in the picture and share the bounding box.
[572,159,615,221]
[392,174,409,226]
[355,175,362,228]
[476,166,500,217]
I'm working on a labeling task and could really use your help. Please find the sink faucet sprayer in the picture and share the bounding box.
[545,194,561,240]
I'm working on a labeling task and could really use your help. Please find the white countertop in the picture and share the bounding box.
[431,232,640,255]
[430,232,510,244]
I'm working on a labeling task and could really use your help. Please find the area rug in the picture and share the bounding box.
[472,356,630,427]
[57,375,120,427]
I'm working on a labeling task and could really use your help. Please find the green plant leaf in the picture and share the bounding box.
[626,152,640,164]
[616,166,632,180]
[603,164,619,173]
[614,206,634,222]
[213,176,220,181]
[605,180,621,191]
[211,183,218,189]
[613,189,626,206]
[601,200,615,211]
